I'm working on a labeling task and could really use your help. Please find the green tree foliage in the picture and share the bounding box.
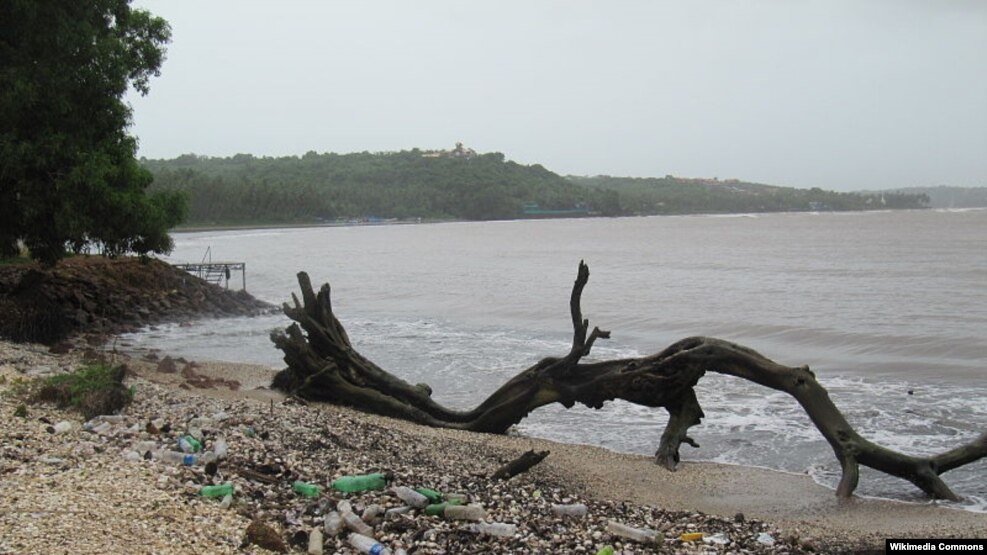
[0,0,185,265]
[571,176,930,215]
[145,150,621,225]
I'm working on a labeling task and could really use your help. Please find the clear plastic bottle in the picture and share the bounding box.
[307,527,323,555]
[471,522,517,537]
[219,493,233,509]
[213,437,228,459]
[342,510,374,536]
[153,450,198,465]
[551,503,588,517]
[361,504,383,524]
[347,533,391,555]
[443,504,486,521]
[392,486,428,508]
[323,511,344,535]
[607,520,660,544]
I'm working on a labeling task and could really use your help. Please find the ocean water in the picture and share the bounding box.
[123,209,987,511]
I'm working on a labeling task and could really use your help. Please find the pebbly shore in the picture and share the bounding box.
[0,339,848,555]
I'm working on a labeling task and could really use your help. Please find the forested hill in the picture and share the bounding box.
[143,150,929,226]
[571,176,929,214]
[144,150,619,225]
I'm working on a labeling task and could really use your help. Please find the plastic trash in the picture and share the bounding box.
[52,421,73,434]
[424,500,463,516]
[337,500,353,514]
[177,435,202,453]
[470,522,517,538]
[385,506,412,518]
[292,481,321,498]
[607,520,661,544]
[153,450,199,465]
[680,532,704,542]
[444,492,469,504]
[551,503,588,517]
[756,532,776,546]
[443,504,486,521]
[595,547,615,555]
[392,486,429,508]
[348,533,391,555]
[361,504,384,524]
[213,437,228,459]
[307,527,323,555]
[414,487,442,504]
[323,511,345,536]
[219,493,233,509]
[332,472,388,493]
[132,440,157,454]
[704,532,729,545]
[199,482,234,497]
[341,510,374,536]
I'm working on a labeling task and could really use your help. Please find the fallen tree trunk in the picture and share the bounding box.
[271,262,987,501]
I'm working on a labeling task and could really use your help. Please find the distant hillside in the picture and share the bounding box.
[143,149,930,226]
[570,175,929,214]
[879,186,987,209]
[144,148,618,226]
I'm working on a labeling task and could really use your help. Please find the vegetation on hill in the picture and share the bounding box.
[144,149,620,225]
[144,150,929,226]
[879,186,987,209]
[572,175,930,215]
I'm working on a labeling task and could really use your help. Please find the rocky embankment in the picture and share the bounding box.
[0,256,272,345]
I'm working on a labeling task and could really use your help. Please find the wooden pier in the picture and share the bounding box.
[173,261,246,291]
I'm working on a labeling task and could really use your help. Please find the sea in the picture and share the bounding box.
[121,209,987,512]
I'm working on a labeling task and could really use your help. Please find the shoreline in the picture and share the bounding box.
[3,340,985,553]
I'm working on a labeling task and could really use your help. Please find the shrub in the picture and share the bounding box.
[33,364,133,419]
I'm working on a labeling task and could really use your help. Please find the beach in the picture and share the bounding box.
[2,339,984,554]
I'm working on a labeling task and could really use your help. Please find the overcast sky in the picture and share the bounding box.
[127,1,986,191]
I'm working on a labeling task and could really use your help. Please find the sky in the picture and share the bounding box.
[127,1,987,192]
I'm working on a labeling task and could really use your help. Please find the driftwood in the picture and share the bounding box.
[270,262,987,501]
[491,450,550,481]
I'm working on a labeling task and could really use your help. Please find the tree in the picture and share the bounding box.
[271,263,987,502]
[0,0,183,265]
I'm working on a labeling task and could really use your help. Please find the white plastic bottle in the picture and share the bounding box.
[607,520,660,544]
[471,522,517,537]
[391,486,428,508]
[443,504,486,521]
[213,437,228,459]
[323,511,344,535]
[342,510,374,536]
[347,533,391,555]
[551,503,588,517]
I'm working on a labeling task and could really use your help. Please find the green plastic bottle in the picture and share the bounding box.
[330,472,388,493]
[414,487,442,504]
[292,481,321,498]
[595,547,615,555]
[423,499,463,516]
[199,482,234,497]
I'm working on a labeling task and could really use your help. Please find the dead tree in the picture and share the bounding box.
[271,262,987,501]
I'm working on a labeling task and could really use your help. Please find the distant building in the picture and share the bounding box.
[422,142,477,160]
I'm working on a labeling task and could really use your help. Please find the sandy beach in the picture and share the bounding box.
[2,340,984,554]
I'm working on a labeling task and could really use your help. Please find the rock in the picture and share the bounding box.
[245,520,287,553]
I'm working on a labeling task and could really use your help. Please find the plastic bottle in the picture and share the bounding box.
[551,503,588,517]
[154,450,199,465]
[470,522,517,538]
[423,500,462,516]
[213,437,228,459]
[132,440,157,454]
[53,421,73,434]
[680,532,703,542]
[323,511,344,536]
[704,532,729,545]
[361,504,383,524]
[392,486,429,508]
[331,472,388,493]
[200,482,234,497]
[337,500,353,514]
[307,527,323,555]
[607,520,661,544]
[178,436,202,453]
[444,492,468,504]
[443,504,486,521]
[347,533,391,555]
[292,481,321,498]
[595,547,615,555]
[385,506,412,518]
[341,511,374,536]
[414,487,442,504]
[219,493,233,509]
